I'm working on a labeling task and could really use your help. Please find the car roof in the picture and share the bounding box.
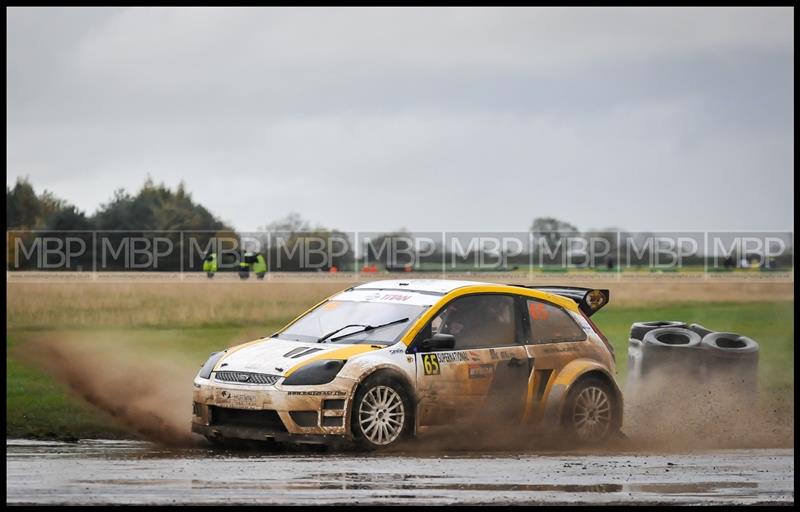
[349,279,586,313]
[352,279,489,295]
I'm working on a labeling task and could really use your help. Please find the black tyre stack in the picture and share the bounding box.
[627,322,701,386]
[626,321,759,396]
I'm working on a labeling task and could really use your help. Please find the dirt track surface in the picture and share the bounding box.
[6,440,793,505]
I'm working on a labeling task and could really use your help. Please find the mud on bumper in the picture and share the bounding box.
[192,382,353,444]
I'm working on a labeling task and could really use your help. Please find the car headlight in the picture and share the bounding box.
[282,360,346,386]
[198,351,226,379]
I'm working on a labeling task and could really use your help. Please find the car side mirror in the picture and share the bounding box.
[420,333,455,352]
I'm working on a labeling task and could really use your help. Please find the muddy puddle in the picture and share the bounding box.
[6,439,793,505]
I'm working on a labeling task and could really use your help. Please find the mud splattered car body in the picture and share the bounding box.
[192,280,622,449]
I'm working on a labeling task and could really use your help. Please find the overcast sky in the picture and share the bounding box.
[6,7,794,232]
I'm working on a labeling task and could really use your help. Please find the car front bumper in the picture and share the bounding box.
[192,376,358,443]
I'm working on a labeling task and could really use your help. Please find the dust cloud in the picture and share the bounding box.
[621,368,794,451]
[20,335,202,446]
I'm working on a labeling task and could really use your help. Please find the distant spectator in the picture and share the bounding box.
[253,253,267,279]
[202,253,217,278]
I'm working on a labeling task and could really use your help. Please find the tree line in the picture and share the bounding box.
[7,177,230,233]
[8,178,788,271]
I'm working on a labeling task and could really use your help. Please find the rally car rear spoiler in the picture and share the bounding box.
[508,285,610,317]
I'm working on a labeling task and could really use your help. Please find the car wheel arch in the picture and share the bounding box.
[541,360,623,431]
[348,366,418,438]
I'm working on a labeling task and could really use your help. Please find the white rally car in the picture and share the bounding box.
[192,279,621,450]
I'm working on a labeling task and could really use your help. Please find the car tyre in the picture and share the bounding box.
[630,321,687,341]
[642,327,702,348]
[351,373,412,451]
[562,377,620,446]
[700,332,759,353]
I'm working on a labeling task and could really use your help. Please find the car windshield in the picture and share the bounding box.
[275,300,428,344]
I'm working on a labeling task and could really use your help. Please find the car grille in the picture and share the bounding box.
[210,406,287,432]
[214,371,281,385]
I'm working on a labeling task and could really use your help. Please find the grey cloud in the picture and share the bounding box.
[6,7,794,232]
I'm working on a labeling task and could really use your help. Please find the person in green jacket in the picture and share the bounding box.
[202,253,217,278]
[253,253,268,280]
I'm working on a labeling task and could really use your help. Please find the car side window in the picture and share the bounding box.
[526,299,587,344]
[431,295,517,349]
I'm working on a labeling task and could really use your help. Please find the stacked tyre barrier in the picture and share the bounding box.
[627,321,759,397]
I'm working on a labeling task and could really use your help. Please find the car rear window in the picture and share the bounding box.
[526,299,587,343]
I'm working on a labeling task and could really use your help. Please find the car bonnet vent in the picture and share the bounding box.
[283,347,324,358]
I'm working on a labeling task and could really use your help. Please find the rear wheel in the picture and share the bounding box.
[352,373,411,450]
[562,378,619,445]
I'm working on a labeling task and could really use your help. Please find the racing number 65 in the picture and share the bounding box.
[422,354,440,375]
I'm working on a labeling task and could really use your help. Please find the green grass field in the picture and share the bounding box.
[6,282,793,440]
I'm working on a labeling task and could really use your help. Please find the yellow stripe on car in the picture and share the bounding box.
[284,344,381,377]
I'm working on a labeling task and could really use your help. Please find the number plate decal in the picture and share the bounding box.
[422,354,441,376]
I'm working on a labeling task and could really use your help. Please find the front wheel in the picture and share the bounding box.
[562,378,619,446]
[352,373,411,450]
